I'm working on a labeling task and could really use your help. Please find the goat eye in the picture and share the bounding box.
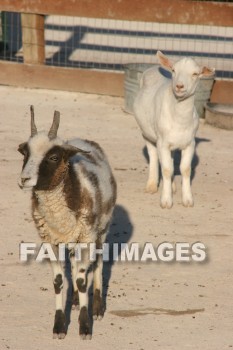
[193,73,199,77]
[172,69,175,74]
[49,155,58,162]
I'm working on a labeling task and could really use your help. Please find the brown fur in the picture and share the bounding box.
[82,152,98,165]
[18,142,30,170]
[85,140,104,156]
[93,288,104,318]
[49,159,68,189]
[35,146,67,191]
[63,165,81,214]
[85,140,105,162]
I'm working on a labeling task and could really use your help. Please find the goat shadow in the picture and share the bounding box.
[63,204,133,334]
[103,204,134,305]
[142,136,210,183]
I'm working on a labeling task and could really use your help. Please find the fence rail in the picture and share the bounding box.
[0,0,232,98]
[0,0,233,26]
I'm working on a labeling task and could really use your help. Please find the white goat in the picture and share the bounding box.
[18,106,117,339]
[134,51,214,208]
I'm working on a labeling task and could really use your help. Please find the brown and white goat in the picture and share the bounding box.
[18,106,117,339]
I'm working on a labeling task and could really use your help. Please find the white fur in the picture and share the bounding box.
[70,138,114,204]
[134,51,214,208]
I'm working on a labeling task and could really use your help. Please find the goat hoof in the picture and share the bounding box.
[72,304,80,310]
[80,333,92,340]
[160,197,173,209]
[80,331,92,340]
[145,182,158,194]
[53,332,66,339]
[93,289,104,321]
[79,306,92,340]
[53,310,66,339]
[93,314,103,321]
[72,290,80,310]
[182,198,194,207]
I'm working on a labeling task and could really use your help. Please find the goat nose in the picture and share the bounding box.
[21,177,31,185]
[176,83,184,90]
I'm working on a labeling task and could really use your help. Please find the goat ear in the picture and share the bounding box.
[18,142,28,155]
[157,51,174,71]
[200,66,215,77]
[62,144,90,161]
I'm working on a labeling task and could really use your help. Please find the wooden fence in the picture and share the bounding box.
[0,0,232,99]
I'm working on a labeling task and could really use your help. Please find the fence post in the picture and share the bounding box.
[21,13,45,64]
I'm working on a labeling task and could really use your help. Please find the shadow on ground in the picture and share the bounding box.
[142,136,210,184]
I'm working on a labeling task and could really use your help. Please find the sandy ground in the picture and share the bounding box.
[0,85,233,350]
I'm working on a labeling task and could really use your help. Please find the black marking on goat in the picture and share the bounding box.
[85,170,103,215]
[93,289,104,318]
[88,171,99,188]
[110,173,117,204]
[82,140,105,163]
[90,171,103,224]
[79,268,85,273]
[53,309,66,336]
[31,190,38,210]
[35,146,67,191]
[81,152,99,165]
[79,306,91,336]
[18,142,30,169]
[54,274,63,294]
[85,140,105,157]
[63,164,81,213]
[103,174,117,215]
[76,277,87,293]
[64,161,102,226]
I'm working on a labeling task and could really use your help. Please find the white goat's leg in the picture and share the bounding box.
[75,249,92,340]
[70,252,79,310]
[180,141,195,207]
[93,237,105,321]
[51,254,66,339]
[158,143,174,209]
[145,140,159,194]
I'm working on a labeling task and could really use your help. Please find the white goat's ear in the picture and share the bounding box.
[156,51,174,71]
[200,66,215,77]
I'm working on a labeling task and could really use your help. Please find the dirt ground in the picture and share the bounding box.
[0,85,233,350]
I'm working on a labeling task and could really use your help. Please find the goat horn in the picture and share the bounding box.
[30,105,37,137]
[48,111,60,139]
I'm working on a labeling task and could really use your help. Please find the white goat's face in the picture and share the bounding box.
[171,58,201,99]
[157,51,215,100]
[18,106,86,191]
